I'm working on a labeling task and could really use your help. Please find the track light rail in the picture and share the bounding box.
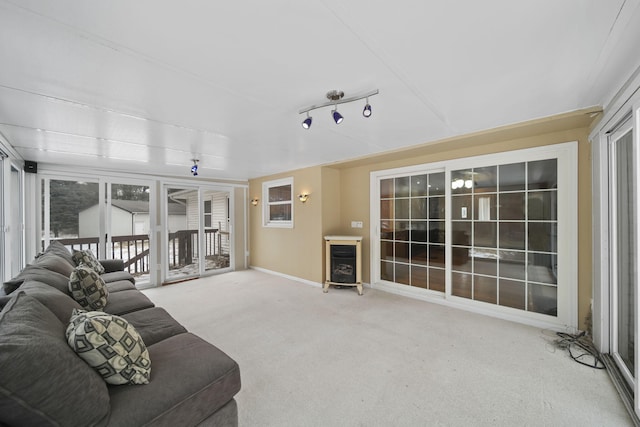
[298,89,379,115]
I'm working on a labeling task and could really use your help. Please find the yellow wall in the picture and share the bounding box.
[249,110,596,329]
[232,186,247,269]
[249,167,324,282]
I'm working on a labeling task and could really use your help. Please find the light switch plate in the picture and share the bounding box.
[351,221,363,228]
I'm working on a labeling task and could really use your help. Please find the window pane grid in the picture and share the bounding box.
[380,172,445,291]
[450,161,558,315]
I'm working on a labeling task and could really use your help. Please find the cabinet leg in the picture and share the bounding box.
[323,282,329,293]
[357,283,363,296]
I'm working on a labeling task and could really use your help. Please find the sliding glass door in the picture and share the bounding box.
[371,143,577,327]
[42,176,155,287]
[609,119,636,386]
[164,185,232,283]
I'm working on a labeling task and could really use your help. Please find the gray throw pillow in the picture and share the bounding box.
[0,292,109,427]
[68,265,109,310]
[66,309,151,385]
[72,249,105,274]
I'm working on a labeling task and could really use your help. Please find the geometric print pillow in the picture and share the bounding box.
[66,309,151,385]
[72,249,105,274]
[68,264,109,310]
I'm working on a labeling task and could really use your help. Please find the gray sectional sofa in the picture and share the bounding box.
[0,241,241,426]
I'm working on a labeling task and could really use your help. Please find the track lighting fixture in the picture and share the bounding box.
[191,159,199,176]
[302,112,312,129]
[299,89,378,128]
[363,98,372,117]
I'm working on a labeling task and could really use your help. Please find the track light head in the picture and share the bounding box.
[332,109,343,124]
[363,99,372,118]
[302,112,312,129]
[191,159,199,176]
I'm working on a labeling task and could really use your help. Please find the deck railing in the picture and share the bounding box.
[46,229,221,275]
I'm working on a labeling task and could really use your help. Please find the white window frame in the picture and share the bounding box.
[204,198,213,229]
[262,177,294,228]
[370,142,578,330]
[590,73,640,418]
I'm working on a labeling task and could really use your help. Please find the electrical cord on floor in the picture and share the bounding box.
[554,331,605,369]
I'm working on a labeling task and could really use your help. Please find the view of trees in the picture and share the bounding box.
[45,180,149,237]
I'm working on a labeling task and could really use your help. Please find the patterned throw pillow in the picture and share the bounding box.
[66,309,151,385]
[72,249,105,274]
[68,265,109,310]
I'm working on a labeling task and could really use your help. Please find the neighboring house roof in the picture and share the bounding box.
[80,200,186,215]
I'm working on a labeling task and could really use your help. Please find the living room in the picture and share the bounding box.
[2,2,640,426]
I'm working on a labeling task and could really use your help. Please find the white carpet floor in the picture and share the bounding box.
[142,269,633,427]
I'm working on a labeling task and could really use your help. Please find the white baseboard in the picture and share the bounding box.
[248,266,565,331]
[371,280,572,332]
[249,266,322,288]
[249,266,373,290]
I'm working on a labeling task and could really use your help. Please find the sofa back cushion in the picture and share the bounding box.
[0,292,110,427]
[3,265,72,295]
[20,280,82,323]
[69,265,109,310]
[33,251,76,277]
[3,241,76,294]
[38,240,75,266]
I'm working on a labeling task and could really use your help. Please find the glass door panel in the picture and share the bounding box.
[109,183,151,285]
[45,179,100,255]
[379,171,446,291]
[166,187,198,282]
[451,160,558,315]
[9,165,22,277]
[610,124,635,382]
[202,189,231,273]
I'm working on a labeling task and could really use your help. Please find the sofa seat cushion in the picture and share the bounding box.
[101,270,136,285]
[19,280,82,323]
[106,279,137,293]
[0,292,110,427]
[104,289,154,315]
[121,307,187,346]
[72,249,106,274]
[67,309,151,385]
[3,264,72,295]
[69,265,109,310]
[107,333,241,427]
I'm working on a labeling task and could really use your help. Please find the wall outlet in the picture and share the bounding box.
[351,221,363,228]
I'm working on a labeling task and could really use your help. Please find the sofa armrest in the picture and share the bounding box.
[99,259,125,273]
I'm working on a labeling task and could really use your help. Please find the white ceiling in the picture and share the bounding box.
[1,0,639,181]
